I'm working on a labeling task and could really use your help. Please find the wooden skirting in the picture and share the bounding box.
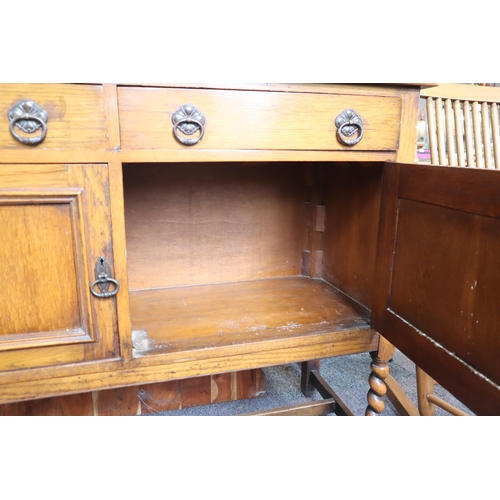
[0,369,265,416]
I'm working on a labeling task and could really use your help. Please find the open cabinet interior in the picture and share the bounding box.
[122,161,384,356]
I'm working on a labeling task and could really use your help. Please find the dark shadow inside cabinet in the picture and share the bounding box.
[122,161,384,357]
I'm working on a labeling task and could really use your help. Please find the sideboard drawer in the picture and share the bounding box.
[0,84,107,150]
[118,86,402,152]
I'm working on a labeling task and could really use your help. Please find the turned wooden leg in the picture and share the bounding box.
[301,360,321,397]
[416,366,436,416]
[365,336,396,416]
[366,355,390,415]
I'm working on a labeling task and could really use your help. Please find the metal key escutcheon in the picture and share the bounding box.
[90,256,120,298]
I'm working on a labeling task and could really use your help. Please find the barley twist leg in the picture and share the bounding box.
[365,336,395,416]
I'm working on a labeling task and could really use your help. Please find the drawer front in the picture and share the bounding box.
[0,84,107,150]
[118,87,402,151]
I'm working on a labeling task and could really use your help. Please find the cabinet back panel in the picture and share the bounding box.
[123,163,307,289]
[321,163,383,309]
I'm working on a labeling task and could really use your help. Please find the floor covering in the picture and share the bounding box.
[144,350,473,416]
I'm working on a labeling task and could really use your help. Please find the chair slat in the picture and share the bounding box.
[436,98,447,165]
[445,99,457,166]
[491,102,500,169]
[482,103,493,169]
[463,101,475,167]
[472,101,484,168]
[453,99,465,167]
[426,97,439,165]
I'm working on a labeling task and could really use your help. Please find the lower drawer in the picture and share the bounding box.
[118,86,402,152]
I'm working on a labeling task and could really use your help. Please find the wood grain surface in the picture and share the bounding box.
[0,195,83,339]
[0,84,107,150]
[123,162,306,289]
[372,162,500,415]
[0,368,265,415]
[0,392,94,416]
[0,83,419,407]
[0,164,118,368]
[118,87,402,152]
[421,83,500,103]
[322,162,384,309]
[129,276,371,354]
[119,83,406,96]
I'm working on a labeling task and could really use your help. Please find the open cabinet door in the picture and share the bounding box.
[372,162,500,415]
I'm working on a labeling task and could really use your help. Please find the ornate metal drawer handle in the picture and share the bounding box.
[8,100,49,145]
[171,104,205,145]
[90,256,120,298]
[335,109,364,146]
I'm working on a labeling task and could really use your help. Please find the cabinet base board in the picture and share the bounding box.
[0,369,265,416]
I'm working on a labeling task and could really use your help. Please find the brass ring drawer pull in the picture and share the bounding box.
[90,256,120,298]
[335,109,364,146]
[172,104,205,145]
[8,100,48,145]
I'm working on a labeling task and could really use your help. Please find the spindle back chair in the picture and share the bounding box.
[422,83,500,169]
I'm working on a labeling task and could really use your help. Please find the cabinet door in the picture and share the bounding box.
[0,164,119,372]
[372,162,500,415]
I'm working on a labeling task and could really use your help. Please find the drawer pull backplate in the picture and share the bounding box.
[8,100,48,145]
[171,104,205,145]
[335,109,364,146]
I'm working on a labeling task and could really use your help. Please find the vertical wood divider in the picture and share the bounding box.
[103,84,133,360]
[303,164,325,279]
[396,88,420,163]
[108,160,132,360]
[104,84,121,151]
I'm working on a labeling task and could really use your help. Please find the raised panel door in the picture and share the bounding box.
[372,162,500,415]
[0,164,119,371]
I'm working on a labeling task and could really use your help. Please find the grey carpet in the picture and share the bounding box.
[143,350,473,416]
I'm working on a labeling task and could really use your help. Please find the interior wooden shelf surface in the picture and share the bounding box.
[130,277,372,355]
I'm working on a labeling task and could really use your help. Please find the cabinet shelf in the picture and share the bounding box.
[129,276,374,357]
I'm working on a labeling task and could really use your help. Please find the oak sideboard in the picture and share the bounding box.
[2,83,497,415]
